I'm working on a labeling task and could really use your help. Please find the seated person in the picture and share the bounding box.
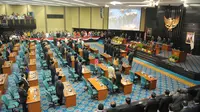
[21,74,30,92]
[145,92,158,112]
[190,98,200,112]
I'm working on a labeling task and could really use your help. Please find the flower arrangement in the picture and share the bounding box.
[169,55,179,63]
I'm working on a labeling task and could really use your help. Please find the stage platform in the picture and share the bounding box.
[157,50,200,73]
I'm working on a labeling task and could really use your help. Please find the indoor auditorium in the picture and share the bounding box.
[0,0,200,112]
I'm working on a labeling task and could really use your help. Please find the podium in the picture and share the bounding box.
[172,49,187,62]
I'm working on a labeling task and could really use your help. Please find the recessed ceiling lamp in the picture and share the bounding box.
[110,1,122,5]
[128,5,149,7]
[105,4,109,7]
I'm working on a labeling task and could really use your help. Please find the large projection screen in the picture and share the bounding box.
[109,8,141,30]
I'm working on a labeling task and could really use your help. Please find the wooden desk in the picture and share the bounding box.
[84,44,90,49]
[90,47,99,54]
[82,66,91,79]
[172,49,187,62]
[97,63,108,77]
[155,47,160,55]
[0,74,8,93]
[29,43,35,47]
[63,82,76,107]
[28,71,38,87]
[48,51,53,58]
[162,44,170,51]
[29,52,36,59]
[30,46,36,52]
[2,61,12,75]
[89,56,95,64]
[14,43,20,47]
[121,78,133,95]
[120,50,127,57]
[8,52,17,62]
[71,56,75,68]
[122,63,131,75]
[29,59,36,71]
[27,86,41,112]
[135,71,157,90]
[88,78,108,100]
[56,68,66,82]
[53,58,58,68]
[13,47,20,54]
[79,48,83,57]
[101,53,112,63]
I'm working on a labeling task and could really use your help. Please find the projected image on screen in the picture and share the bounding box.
[109,8,141,30]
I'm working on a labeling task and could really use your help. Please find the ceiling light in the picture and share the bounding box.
[190,4,200,6]
[105,4,109,7]
[184,3,189,7]
[128,5,149,7]
[73,0,99,6]
[110,1,122,5]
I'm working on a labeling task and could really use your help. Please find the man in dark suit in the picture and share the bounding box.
[74,56,78,74]
[68,38,73,48]
[0,53,5,74]
[104,38,108,53]
[75,43,79,53]
[55,76,64,105]
[49,61,56,85]
[83,48,89,65]
[128,51,134,66]
[60,45,65,58]
[120,97,132,112]
[145,92,158,112]
[180,101,191,112]
[115,68,122,89]
[21,74,30,92]
[190,98,200,112]
[159,90,173,112]
[46,54,51,69]
[18,81,28,112]
[77,59,82,80]
[6,47,10,61]
[107,101,119,112]
[171,89,187,112]
[66,52,72,67]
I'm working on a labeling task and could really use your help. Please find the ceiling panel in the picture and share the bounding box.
[0,0,199,7]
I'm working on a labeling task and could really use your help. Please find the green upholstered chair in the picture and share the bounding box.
[1,95,19,112]
[45,90,59,109]
[68,69,79,82]
[8,87,20,100]
[87,84,98,99]
[141,77,149,89]
[43,80,56,95]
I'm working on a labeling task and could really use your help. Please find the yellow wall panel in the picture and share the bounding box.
[46,6,64,14]
[0,4,6,15]
[46,6,64,32]
[80,7,90,28]
[28,5,46,32]
[8,5,27,15]
[92,7,103,29]
[103,8,109,29]
[65,7,72,32]
[71,7,79,28]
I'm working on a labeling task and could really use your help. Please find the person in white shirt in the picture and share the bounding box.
[65,37,68,44]
[108,64,116,81]
[57,41,61,47]
[81,39,84,48]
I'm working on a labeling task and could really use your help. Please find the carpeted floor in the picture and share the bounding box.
[2,42,193,112]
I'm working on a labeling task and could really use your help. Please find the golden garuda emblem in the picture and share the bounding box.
[164,16,180,31]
